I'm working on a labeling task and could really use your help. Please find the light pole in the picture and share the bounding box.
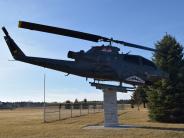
[43,72,46,123]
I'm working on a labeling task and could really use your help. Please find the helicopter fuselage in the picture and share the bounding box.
[3,28,167,86]
[2,25,168,85]
[21,49,166,85]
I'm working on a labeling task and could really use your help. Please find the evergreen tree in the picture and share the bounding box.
[65,100,71,109]
[131,86,148,110]
[147,34,184,122]
[73,99,80,109]
[131,88,141,110]
[74,99,79,104]
[82,98,88,109]
[139,86,148,108]
[83,98,87,103]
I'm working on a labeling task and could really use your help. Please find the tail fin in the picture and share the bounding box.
[2,27,26,60]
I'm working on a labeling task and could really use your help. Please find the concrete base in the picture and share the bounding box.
[103,89,118,127]
[83,125,139,129]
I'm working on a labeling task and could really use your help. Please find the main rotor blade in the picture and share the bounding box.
[113,40,156,52]
[18,21,109,42]
[18,21,156,52]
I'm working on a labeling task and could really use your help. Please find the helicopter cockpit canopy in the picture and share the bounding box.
[123,54,156,68]
[87,46,120,54]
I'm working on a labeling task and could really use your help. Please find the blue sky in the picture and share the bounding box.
[0,0,184,102]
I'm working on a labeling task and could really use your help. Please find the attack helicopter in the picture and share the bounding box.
[2,21,168,92]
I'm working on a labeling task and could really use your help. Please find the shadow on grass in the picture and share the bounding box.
[139,126,184,132]
[118,111,128,117]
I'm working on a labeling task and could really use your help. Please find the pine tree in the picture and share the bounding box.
[82,98,88,109]
[139,86,148,108]
[74,99,80,109]
[147,34,184,122]
[131,86,148,110]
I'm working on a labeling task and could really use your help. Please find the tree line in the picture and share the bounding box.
[0,99,131,109]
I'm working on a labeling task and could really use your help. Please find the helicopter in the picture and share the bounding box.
[2,21,168,90]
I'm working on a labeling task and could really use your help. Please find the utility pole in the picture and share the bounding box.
[43,73,46,123]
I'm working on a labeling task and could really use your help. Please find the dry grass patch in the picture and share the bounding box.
[0,107,183,138]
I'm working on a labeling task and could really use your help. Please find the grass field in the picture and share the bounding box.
[0,107,184,138]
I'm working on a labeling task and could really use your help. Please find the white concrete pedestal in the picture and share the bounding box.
[103,89,118,127]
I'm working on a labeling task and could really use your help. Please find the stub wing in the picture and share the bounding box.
[90,82,135,93]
